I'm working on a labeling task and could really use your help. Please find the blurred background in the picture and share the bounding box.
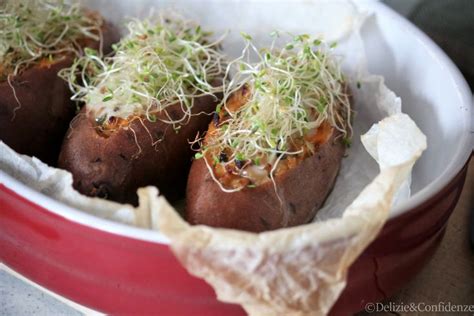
[384,0,474,89]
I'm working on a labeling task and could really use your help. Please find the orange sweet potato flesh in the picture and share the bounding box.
[58,94,221,205]
[186,89,347,232]
[0,20,119,166]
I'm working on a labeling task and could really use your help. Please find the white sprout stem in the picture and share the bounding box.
[203,156,244,193]
[6,74,22,120]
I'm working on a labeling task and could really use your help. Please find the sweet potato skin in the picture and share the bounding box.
[0,59,75,165]
[58,94,221,205]
[0,22,119,166]
[185,130,345,232]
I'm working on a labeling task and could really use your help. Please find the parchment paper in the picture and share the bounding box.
[0,1,428,315]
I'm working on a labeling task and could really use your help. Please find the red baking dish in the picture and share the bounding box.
[0,1,472,315]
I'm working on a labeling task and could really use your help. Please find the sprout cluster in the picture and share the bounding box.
[0,0,103,81]
[60,16,226,129]
[200,33,352,191]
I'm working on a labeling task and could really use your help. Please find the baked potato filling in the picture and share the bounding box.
[60,15,225,133]
[0,0,104,81]
[194,34,351,191]
[203,86,336,189]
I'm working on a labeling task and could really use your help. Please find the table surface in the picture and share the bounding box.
[0,269,81,316]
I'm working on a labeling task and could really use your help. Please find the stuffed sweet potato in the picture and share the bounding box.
[186,35,352,232]
[58,17,225,205]
[0,0,119,165]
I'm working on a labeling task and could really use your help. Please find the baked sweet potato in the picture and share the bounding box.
[186,89,346,232]
[185,36,352,232]
[57,17,225,205]
[58,95,220,205]
[0,2,119,166]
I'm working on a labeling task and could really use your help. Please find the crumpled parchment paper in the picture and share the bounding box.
[0,0,427,315]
